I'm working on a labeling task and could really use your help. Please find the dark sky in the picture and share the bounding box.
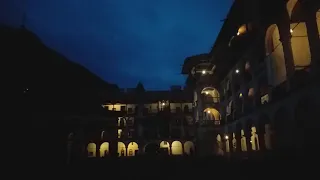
[1,0,232,90]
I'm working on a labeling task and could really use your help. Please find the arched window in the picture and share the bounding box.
[265,24,287,86]
[287,0,311,70]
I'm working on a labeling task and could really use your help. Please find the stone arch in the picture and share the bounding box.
[203,108,221,121]
[245,119,254,151]
[286,0,298,18]
[159,141,170,155]
[288,0,312,71]
[265,24,287,86]
[258,114,273,150]
[240,129,247,152]
[127,142,139,156]
[193,90,198,102]
[87,143,96,157]
[100,142,109,157]
[127,117,135,125]
[216,134,224,155]
[118,142,126,157]
[290,26,311,70]
[250,127,260,151]
[183,141,195,155]
[201,87,220,103]
[232,133,237,152]
[171,141,183,155]
[226,100,233,117]
[144,142,159,154]
[118,117,126,127]
[224,133,230,153]
[100,131,105,140]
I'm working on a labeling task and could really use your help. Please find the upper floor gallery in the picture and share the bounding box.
[181,0,320,125]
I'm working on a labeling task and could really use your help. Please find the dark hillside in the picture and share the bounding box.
[1,26,118,115]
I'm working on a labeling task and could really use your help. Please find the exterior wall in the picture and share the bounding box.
[66,99,196,162]
[103,102,192,113]
[210,82,319,156]
[182,0,320,157]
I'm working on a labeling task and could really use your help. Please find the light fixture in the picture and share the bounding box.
[225,135,229,140]
[239,93,243,98]
[207,111,210,114]
[162,103,165,106]
[205,91,209,95]
[235,69,239,74]
[290,29,293,33]
[202,70,206,74]
[237,32,240,36]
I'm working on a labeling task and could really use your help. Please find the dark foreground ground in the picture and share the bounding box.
[58,152,305,179]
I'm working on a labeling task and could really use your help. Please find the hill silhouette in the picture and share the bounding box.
[1,25,118,115]
[1,25,122,164]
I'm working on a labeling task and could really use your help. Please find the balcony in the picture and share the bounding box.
[202,96,220,104]
[198,120,220,127]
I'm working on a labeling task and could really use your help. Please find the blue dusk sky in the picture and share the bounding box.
[0,0,232,90]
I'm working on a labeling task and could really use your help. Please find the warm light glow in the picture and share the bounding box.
[87,143,96,157]
[184,141,195,155]
[100,142,109,157]
[202,70,206,74]
[225,135,229,140]
[118,142,126,156]
[207,111,210,114]
[127,142,139,156]
[235,69,240,73]
[118,129,122,138]
[171,141,183,155]
[237,24,248,36]
[290,29,293,33]
[162,103,165,106]
[203,108,221,120]
[201,87,220,103]
[160,141,170,155]
[239,93,243,98]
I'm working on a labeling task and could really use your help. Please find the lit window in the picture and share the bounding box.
[118,129,122,138]
[248,88,254,97]
[261,94,269,104]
